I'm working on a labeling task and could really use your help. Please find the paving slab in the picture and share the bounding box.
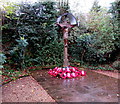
[31,69,119,102]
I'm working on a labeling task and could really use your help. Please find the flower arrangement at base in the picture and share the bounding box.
[48,66,86,79]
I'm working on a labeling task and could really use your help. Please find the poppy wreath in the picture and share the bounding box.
[48,66,86,78]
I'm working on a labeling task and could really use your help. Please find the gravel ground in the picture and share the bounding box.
[2,76,56,102]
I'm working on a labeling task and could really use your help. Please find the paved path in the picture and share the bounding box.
[32,69,119,102]
[92,70,119,79]
[2,76,56,102]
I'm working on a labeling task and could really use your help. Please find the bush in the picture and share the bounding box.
[69,2,120,65]
[2,1,63,69]
[112,61,120,70]
[0,53,6,68]
[69,33,106,64]
[9,36,28,70]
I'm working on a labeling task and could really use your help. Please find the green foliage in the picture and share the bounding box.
[37,41,63,66]
[108,1,120,50]
[69,2,120,65]
[112,61,120,70]
[109,1,120,25]
[2,0,120,69]
[2,2,19,45]
[0,53,6,68]
[2,68,30,84]
[85,3,119,63]
[87,3,119,56]
[87,65,114,70]
[18,2,63,66]
[69,33,106,64]
[90,0,101,12]
[9,36,28,70]
[2,1,63,69]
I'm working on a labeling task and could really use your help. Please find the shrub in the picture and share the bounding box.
[69,1,120,65]
[2,1,63,69]
[0,53,6,68]
[112,61,120,70]
[9,36,28,70]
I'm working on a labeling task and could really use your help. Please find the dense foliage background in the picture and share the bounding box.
[68,1,120,67]
[1,0,120,71]
[2,1,63,70]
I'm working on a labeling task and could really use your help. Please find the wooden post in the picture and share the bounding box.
[63,28,69,67]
